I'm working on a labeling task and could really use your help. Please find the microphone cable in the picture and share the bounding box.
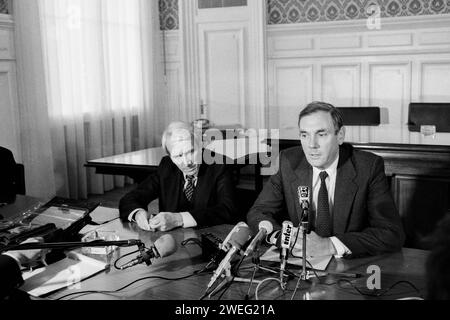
[113,247,146,270]
[335,278,424,299]
[55,265,212,300]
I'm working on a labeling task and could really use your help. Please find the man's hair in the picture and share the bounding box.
[161,121,198,155]
[298,101,344,134]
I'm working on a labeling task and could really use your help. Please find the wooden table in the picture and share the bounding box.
[47,219,428,300]
[86,139,271,191]
[85,147,168,183]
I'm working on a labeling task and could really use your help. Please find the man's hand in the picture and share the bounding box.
[134,209,152,231]
[149,212,183,232]
[292,229,337,257]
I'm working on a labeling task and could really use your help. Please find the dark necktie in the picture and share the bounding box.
[184,175,195,202]
[316,171,332,237]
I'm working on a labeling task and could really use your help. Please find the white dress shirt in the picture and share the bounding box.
[311,155,351,257]
[128,173,198,228]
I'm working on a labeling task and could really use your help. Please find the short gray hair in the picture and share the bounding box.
[161,121,198,155]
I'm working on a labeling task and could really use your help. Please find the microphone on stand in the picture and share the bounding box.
[298,186,310,233]
[120,234,177,269]
[297,186,310,280]
[279,220,293,287]
[220,221,248,252]
[243,220,273,257]
[206,222,251,291]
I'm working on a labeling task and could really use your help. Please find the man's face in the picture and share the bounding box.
[168,137,200,175]
[299,111,345,170]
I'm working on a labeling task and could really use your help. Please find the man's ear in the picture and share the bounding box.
[337,126,345,145]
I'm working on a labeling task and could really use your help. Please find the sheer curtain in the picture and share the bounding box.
[36,0,160,199]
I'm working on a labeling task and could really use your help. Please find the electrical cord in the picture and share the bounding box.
[113,248,143,270]
[181,238,202,247]
[255,277,282,301]
[56,266,211,300]
[336,279,423,298]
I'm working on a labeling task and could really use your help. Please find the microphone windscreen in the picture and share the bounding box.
[258,220,274,234]
[229,224,251,249]
[154,234,178,257]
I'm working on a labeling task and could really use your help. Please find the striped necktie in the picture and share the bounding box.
[316,171,332,237]
[184,175,195,202]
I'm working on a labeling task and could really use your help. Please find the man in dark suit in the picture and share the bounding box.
[247,102,404,258]
[0,146,17,205]
[119,121,238,231]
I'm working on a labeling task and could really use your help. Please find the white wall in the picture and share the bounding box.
[161,13,450,145]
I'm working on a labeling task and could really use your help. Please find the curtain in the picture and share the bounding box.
[35,0,160,199]
[13,0,57,201]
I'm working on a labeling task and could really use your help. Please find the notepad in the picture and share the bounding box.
[30,206,87,230]
[259,246,332,271]
[21,251,108,297]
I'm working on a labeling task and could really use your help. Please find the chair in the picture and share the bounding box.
[14,163,26,195]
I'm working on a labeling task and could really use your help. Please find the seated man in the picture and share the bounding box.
[119,121,238,231]
[247,101,404,258]
[426,214,450,300]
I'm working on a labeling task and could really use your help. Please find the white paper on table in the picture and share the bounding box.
[259,246,332,271]
[21,251,108,297]
[88,206,120,224]
[30,206,86,230]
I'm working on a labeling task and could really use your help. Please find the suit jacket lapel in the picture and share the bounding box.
[333,145,357,234]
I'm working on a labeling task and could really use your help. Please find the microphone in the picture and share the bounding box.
[220,221,248,252]
[120,234,177,270]
[243,220,273,257]
[298,186,310,233]
[279,220,293,280]
[298,186,309,211]
[207,222,251,290]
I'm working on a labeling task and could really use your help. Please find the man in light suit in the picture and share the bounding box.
[247,102,404,258]
[119,121,238,231]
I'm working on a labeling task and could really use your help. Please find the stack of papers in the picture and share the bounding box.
[21,251,108,297]
[260,246,332,271]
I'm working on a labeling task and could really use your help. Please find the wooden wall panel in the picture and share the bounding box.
[267,15,450,145]
[369,63,411,144]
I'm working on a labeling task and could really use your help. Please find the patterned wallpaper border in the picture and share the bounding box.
[268,0,450,25]
[159,0,179,31]
[3,0,447,28]
[0,0,9,15]
[158,0,450,30]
